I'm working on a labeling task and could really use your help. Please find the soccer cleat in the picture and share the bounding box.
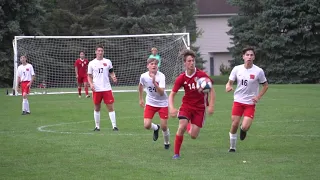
[113,127,119,131]
[22,111,27,115]
[78,95,81,98]
[229,148,236,152]
[94,127,100,131]
[164,144,170,150]
[172,154,180,159]
[26,112,31,115]
[240,128,247,141]
[86,95,90,98]
[153,124,160,141]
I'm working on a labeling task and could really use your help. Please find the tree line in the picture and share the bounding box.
[1,0,319,87]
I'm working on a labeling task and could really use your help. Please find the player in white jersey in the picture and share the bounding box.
[138,58,170,149]
[225,47,269,152]
[88,45,118,131]
[16,55,35,115]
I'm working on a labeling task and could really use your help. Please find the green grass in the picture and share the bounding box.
[0,85,319,180]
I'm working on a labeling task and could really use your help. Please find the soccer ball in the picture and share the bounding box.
[196,77,212,93]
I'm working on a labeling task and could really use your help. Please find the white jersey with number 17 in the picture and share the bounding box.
[229,64,267,105]
[140,71,168,107]
[88,58,113,92]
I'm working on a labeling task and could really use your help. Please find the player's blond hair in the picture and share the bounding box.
[151,47,158,51]
[147,58,159,65]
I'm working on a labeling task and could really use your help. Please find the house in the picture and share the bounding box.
[195,0,238,75]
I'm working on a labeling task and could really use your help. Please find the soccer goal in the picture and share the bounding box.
[12,33,190,95]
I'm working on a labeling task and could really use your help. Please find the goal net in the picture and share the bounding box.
[12,33,190,95]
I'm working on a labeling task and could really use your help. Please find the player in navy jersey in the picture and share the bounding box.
[169,50,216,159]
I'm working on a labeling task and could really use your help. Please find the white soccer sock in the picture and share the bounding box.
[151,123,158,131]
[22,99,28,112]
[94,111,100,129]
[26,99,30,112]
[108,111,117,128]
[229,132,237,150]
[163,128,170,145]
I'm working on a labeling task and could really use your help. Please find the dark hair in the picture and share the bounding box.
[242,47,255,55]
[95,44,104,50]
[20,55,27,59]
[147,58,159,65]
[181,49,196,62]
[79,51,85,54]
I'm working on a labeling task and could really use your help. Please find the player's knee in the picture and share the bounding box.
[177,126,186,135]
[241,124,250,131]
[161,124,167,131]
[144,123,151,129]
[22,94,27,99]
[106,105,114,112]
[190,134,198,139]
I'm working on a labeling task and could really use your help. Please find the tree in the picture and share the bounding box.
[0,0,45,87]
[227,0,320,83]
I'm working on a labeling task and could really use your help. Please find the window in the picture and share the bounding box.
[210,57,214,76]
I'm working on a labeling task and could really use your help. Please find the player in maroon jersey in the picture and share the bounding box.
[74,51,90,98]
[169,50,216,159]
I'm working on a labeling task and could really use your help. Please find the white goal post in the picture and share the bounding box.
[12,33,190,95]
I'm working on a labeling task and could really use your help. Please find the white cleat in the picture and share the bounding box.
[78,95,81,98]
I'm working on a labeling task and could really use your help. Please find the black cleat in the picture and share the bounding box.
[240,127,247,141]
[153,125,160,141]
[164,144,170,150]
[229,148,236,152]
[94,127,100,131]
[26,112,31,115]
[113,127,119,131]
[22,111,27,115]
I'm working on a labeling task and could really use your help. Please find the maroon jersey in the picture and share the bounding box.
[74,59,89,77]
[172,69,213,110]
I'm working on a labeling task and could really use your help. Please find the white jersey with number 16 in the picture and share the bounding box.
[140,71,168,107]
[229,64,267,105]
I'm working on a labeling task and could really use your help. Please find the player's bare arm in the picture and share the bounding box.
[109,70,117,83]
[153,80,164,96]
[75,66,78,78]
[27,75,35,87]
[138,83,145,107]
[253,82,269,103]
[207,87,216,114]
[16,75,21,93]
[226,80,234,92]
[87,74,95,91]
[169,91,178,117]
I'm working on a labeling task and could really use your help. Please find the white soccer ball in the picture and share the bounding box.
[196,77,212,93]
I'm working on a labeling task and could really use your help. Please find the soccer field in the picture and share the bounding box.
[0,85,319,180]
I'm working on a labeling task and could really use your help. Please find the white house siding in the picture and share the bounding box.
[195,15,234,75]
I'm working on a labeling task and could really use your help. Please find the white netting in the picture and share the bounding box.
[12,33,189,95]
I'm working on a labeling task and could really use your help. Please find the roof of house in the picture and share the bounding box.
[197,0,238,15]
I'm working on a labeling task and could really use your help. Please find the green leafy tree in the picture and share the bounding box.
[0,0,45,87]
[228,0,320,83]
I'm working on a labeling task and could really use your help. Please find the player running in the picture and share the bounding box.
[88,45,118,131]
[74,51,90,98]
[16,55,35,115]
[138,58,170,149]
[169,50,216,159]
[226,47,269,152]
